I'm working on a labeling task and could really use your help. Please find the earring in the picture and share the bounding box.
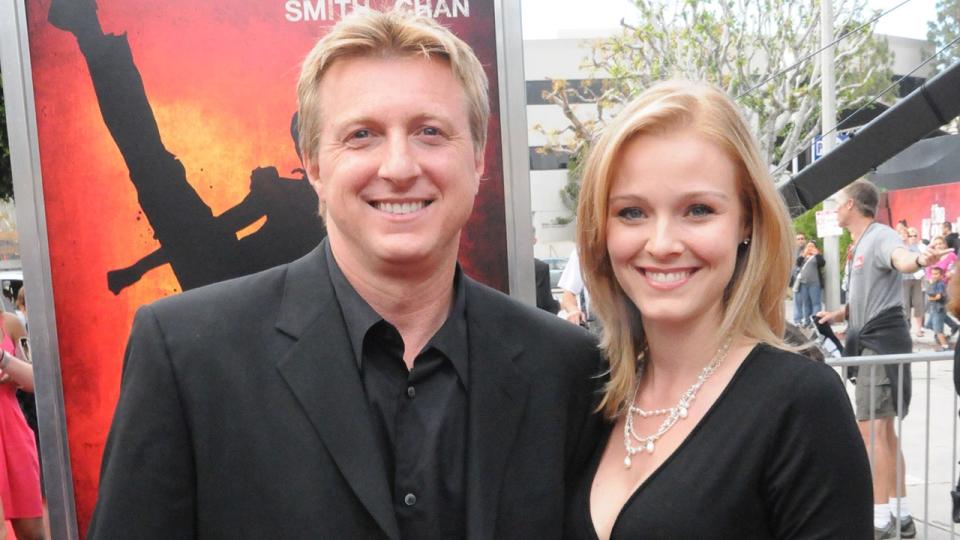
[742,238,751,246]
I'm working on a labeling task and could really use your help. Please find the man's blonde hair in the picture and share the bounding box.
[576,80,794,418]
[296,9,489,162]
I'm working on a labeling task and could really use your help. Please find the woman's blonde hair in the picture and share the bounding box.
[577,80,794,418]
[296,8,489,163]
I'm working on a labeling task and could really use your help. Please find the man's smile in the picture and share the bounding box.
[371,200,433,215]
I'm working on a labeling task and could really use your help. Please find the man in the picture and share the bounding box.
[557,247,596,332]
[901,227,926,337]
[944,221,959,254]
[88,10,601,539]
[817,179,950,540]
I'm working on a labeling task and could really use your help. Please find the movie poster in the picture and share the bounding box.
[24,0,507,533]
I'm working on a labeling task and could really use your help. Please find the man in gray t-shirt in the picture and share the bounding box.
[818,179,951,539]
[846,224,905,331]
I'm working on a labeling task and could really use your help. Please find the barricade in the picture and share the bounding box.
[828,350,956,539]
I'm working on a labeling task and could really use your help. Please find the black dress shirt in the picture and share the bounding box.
[327,246,468,539]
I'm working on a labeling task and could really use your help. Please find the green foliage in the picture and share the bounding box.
[0,68,12,201]
[558,145,586,215]
[792,203,822,245]
[838,230,852,278]
[792,202,852,275]
[927,0,960,73]
[536,0,894,216]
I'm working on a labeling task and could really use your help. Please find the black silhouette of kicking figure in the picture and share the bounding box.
[106,117,323,294]
[49,0,325,295]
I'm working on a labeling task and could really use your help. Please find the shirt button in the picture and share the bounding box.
[404,493,417,506]
[407,386,416,398]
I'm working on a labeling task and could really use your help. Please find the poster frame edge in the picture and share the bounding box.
[493,0,535,302]
[0,1,80,538]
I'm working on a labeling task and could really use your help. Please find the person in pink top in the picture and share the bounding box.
[926,236,957,281]
[925,236,960,338]
[0,311,44,540]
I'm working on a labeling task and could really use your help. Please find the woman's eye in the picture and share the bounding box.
[617,207,645,220]
[687,204,714,217]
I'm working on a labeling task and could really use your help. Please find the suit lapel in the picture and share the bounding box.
[274,247,400,540]
[464,280,530,540]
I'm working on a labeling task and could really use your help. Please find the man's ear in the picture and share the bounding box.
[304,157,327,218]
[473,146,486,194]
[304,157,323,195]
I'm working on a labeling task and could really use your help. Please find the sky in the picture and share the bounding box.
[521,0,938,41]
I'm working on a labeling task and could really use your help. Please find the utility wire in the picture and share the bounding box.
[771,34,960,180]
[736,0,914,101]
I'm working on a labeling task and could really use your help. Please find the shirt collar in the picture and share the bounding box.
[325,242,469,386]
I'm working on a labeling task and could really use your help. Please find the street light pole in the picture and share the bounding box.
[821,0,841,310]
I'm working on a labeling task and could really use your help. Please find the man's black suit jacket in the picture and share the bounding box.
[88,246,603,539]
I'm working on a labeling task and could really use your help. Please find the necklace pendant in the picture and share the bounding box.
[678,406,688,419]
[624,454,632,469]
[645,440,655,453]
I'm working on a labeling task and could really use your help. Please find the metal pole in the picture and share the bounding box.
[923,361,931,539]
[0,1,79,538]
[820,0,841,310]
[952,390,957,537]
[494,0,536,303]
[820,0,840,310]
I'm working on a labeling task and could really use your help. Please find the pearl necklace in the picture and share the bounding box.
[623,339,732,469]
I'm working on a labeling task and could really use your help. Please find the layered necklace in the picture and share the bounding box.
[623,338,732,469]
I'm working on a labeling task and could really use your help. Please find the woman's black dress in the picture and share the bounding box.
[565,344,873,540]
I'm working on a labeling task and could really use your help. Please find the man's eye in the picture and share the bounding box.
[420,126,442,137]
[617,207,645,220]
[350,129,371,140]
[688,204,714,217]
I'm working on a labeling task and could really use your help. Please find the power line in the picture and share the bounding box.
[771,35,960,180]
[735,0,914,101]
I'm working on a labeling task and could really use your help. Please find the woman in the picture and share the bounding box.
[925,236,957,282]
[14,288,26,329]
[896,220,908,238]
[926,235,959,337]
[0,311,44,540]
[902,227,926,337]
[793,241,825,327]
[565,80,872,539]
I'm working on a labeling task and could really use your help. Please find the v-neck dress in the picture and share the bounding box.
[565,344,873,539]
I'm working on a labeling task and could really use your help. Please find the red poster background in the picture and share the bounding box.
[885,183,960,237]
[24,0,507,533]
